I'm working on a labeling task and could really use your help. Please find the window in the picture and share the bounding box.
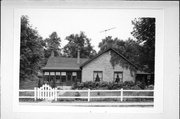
[93,71,103,82]
[114,72,123,83]
[50,72,55,75]
[44,72,49,75]
[44,72,49,84]
[61,72,66,82]
[72,72,77,82]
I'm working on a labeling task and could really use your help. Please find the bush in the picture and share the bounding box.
[145,85,154,90]
[38,79,42,88]
[122,81,134,89]
[71,81,149,90]
[130,85,142,90]
[72,81,124,90]
[99,81,109,89]
[135,81,146,89]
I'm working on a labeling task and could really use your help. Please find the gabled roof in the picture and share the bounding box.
[42,57,89,70]
[80,48,138,69]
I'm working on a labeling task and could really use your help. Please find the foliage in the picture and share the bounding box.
[145,85,154,90]
[44,32,61,58]
[98,36,116,52]
[63,31,97,58]
[71,81,149,90]
[20,15,44,81]
[52,78,56,88]
[131,18,155,73]
[110,51,137,74]
[42,32,61,66]
[38,79,42,88]
[135,81,146,89]
[123,81,135,87]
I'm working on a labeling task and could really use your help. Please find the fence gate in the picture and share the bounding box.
[34,84,57,101]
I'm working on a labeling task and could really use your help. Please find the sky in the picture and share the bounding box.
[23,9,155,52]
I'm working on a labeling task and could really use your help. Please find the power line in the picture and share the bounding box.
[99,27,116,37]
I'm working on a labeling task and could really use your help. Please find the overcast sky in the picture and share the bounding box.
[23,9,157,51]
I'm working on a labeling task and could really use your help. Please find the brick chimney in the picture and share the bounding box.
[77,49,80,64]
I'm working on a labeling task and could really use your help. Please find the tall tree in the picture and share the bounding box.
[98,36,116,52]
[44,32,61,58]
[63,32,97,58]
[131,18,155,73]
[20,15,44,81]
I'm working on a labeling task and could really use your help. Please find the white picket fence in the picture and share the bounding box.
[19,84,154,104]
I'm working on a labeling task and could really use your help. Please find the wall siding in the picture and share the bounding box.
[82,51,136,82]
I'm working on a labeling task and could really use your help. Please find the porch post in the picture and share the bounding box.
[71,72,73,85]
[66,71,67,85]
[42,71,44,84]
[48,71,50,85]
[55,72,56,87]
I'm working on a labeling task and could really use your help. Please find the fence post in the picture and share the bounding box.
[120,88,123,102]
[39,88,40,99]
[42,86,44,99]
[34,87,37,101]
[88,89,90,102]
[55,88,57,101]
[47,86,49,100]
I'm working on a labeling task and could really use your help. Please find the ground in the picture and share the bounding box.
[20,78,38,89]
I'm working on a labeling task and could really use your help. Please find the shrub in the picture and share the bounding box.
[145,85,154,90]
[135,81,146,89]
[122,81,135,89]
[72,81,148,90]
[130,85,142,90]
[38,79,42,88]
[107,82,113,90]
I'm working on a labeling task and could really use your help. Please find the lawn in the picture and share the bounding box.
[20,79,38,89]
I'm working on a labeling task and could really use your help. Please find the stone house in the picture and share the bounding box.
[42,48,139,87]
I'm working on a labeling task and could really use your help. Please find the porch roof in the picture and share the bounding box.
[42,57,89,71]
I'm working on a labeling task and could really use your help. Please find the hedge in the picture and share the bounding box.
[71,81,151,90]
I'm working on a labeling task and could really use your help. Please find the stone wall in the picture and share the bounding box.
[82,50,136,82]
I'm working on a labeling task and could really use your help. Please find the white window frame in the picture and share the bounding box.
[93,71,103,82]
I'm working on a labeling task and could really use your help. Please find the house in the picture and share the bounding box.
[42,48,139,87]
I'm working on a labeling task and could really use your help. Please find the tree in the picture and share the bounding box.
[44,32,61,58]
[98,36,117,52]
[63,32,97,58]
[40,32,61,67]
[20,15,44,81]
[131,18,155,73]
